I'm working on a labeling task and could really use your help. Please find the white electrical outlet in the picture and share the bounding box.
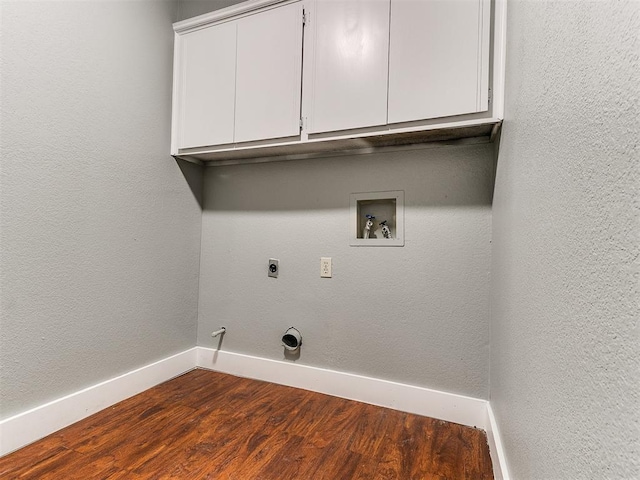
[320,257,332,278]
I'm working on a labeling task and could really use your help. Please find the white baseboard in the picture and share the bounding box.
[196,347,488,430]
[2,345,506,479]
[197,348,511,476]
[486,402,511,480]
[0,348,197,456]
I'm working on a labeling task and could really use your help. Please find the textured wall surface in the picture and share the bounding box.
[0,1,202,419]
[491,1,639,478]
[177,0,243,21]
[199,144,493,399]
[179,0,493,399]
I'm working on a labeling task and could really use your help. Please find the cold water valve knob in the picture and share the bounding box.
[380,220,392,239]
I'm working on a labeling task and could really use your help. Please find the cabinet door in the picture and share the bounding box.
[234,2,303,143]
[308,0,390,134]
[388,0,490,124]
[178,22,237,149]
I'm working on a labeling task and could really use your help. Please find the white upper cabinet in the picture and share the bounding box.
[177,21,237,149]
[171,0,504,162]
[307,0,390,134]
[234,2,303,143]
[172,1,303,152]
[388,0,491,124]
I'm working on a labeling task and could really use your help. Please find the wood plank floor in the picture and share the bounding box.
[0,369,494,479]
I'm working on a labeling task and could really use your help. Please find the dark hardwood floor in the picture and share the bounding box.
[0,369,494,479]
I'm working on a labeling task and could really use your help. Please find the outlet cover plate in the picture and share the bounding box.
[320,257,332,278]
[268,258,279,278]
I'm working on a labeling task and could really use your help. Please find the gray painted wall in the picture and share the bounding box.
[491,1,639,478]
[177,0,242,21]
[182,0,493,401]
[0,1,202,418]
[199,145,493,399]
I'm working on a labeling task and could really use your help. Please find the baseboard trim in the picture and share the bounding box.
[0,348,197,456]
[1,345,505,476]
[196,347,488,430]
[486,402,511,480]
